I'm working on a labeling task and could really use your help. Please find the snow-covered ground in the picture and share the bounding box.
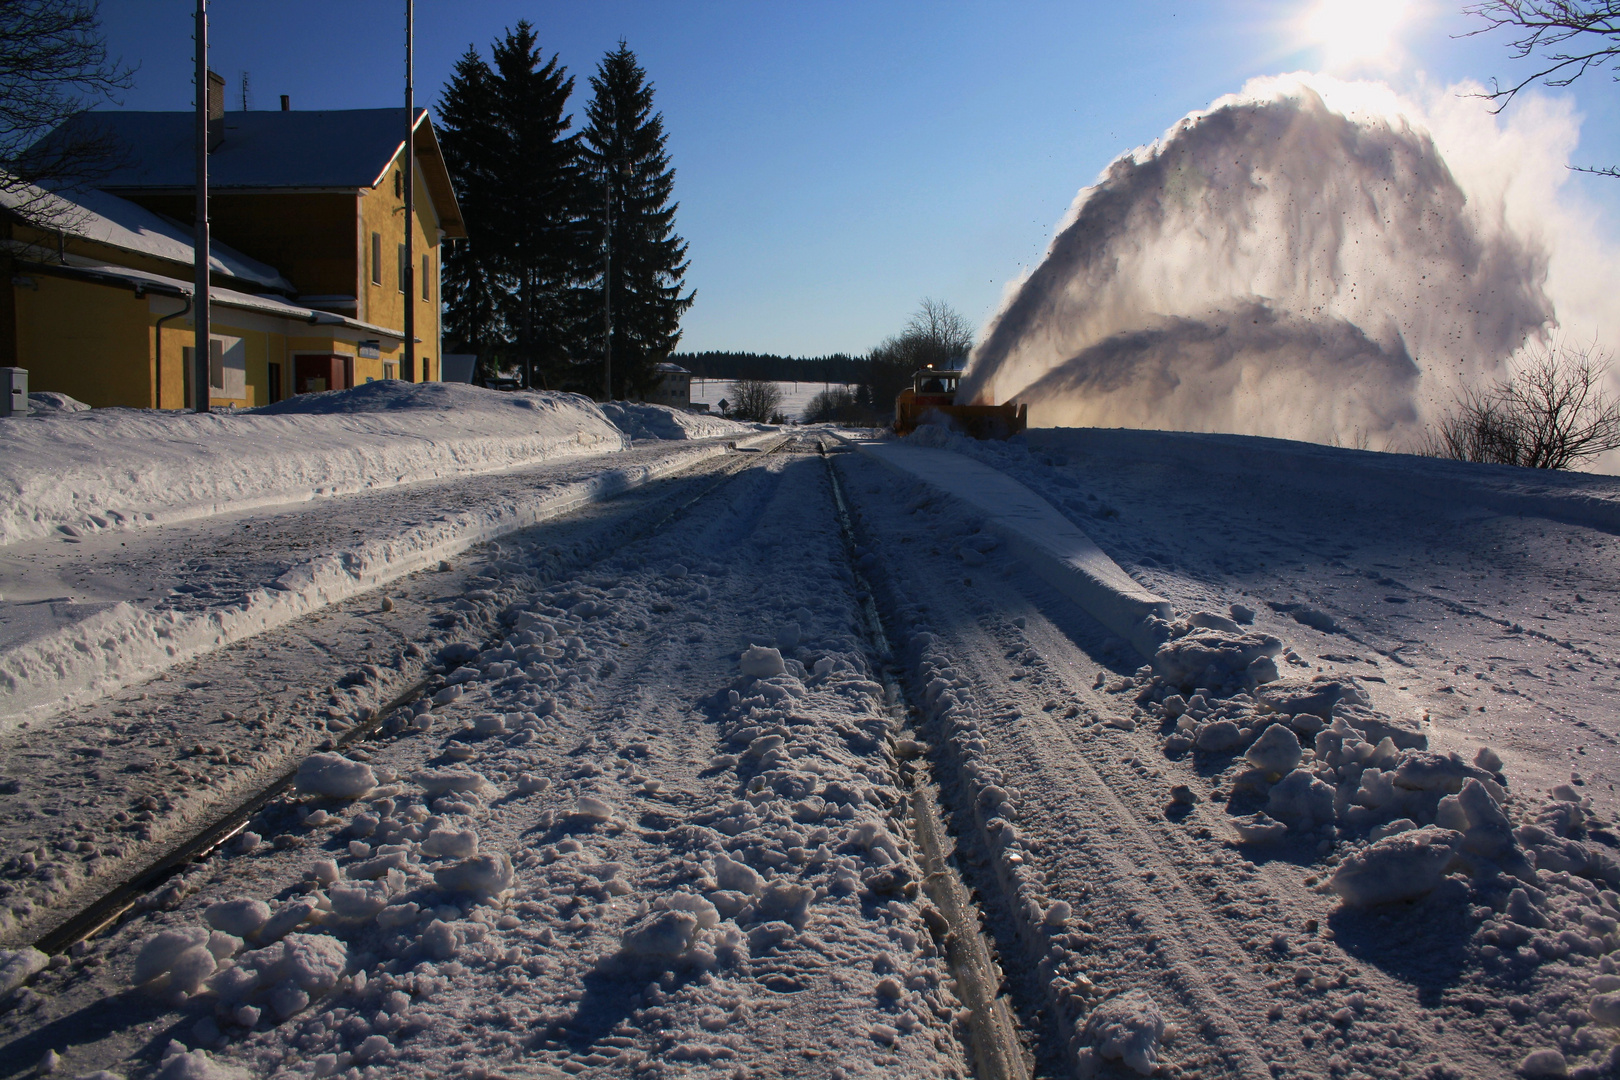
[690,379,857,421]
[3,411,1620,1078]
[0,382,625,548]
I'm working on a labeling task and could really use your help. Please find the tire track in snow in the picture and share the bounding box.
[833,448,1508,1079]
[0,439,985,1079]
[0,445,785,953]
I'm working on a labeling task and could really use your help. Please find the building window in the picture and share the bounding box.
[394,169,402,199]
[398,243,407,293]
[422,253,430,301]
[384,361,397,380]
[371,232,381,286]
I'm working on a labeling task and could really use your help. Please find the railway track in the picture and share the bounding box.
[21,437,794,960]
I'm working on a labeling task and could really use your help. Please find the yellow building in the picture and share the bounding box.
[1,92,464,409]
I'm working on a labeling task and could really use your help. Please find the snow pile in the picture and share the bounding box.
[0,382,626,547]
[75,469,969,1076]
[0,945,46,996]
[293,753,377,800]
[600,401,763,441]
[1083,989,1165,1075]
[25,391,89,415]
[155,1043,251,1080]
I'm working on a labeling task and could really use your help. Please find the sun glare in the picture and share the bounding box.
[1304,0,1412,68]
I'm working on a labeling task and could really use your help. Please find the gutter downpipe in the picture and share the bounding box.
[152,294,192,410]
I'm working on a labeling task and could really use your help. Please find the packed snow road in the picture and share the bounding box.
[0,434,995,1080]
[4,420,1620,1079]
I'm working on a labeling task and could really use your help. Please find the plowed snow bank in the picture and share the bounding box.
[0,382,626,547]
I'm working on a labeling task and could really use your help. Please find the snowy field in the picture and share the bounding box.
[690,379,858,420]
[1,414,1619,1078]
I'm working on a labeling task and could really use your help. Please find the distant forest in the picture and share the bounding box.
[672,352,869,384]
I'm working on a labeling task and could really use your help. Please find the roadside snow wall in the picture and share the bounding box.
[600,401,766,442]
[0,382,626,547]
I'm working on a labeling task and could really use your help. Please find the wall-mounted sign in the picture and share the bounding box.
[358,340,381,359]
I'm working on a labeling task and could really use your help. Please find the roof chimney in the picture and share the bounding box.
[280,94,290,111]
[207,69,226,151]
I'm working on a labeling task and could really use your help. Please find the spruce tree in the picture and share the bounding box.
[581,42,693,400]
[437,47,509,373]
[437,24,591,388]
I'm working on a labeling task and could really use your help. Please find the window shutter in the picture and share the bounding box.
[209,338,224,391]
[371,233,381,285]
[398,243,407,293]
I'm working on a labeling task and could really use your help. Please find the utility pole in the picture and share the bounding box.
[193,0,209,413]
[402,0,416,382]
[602,98,613,404]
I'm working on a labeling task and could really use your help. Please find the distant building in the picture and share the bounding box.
[647,362,691,408]
[1,79,465,408]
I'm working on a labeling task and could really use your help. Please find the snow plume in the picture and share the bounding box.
[961,73,1576,447]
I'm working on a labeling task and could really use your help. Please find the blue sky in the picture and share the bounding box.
[96,1,1620,357]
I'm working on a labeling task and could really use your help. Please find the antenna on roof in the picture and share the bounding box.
[240,70,250,111]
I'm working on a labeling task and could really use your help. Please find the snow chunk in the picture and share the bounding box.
[1232,812,1290,844]
[560,795,615,823]
[713,852,764,895]
[658,893,721,930]
[1086,989,1165,1076]
[133,927,211,986]
[756,881,814,928]
[1266,769,1334,829]
[619,910,705,963]
[1329,826,1464,907]
[0,947,48,995]
[739,645,786,679]
[1153,629,1281,688]
[421,827,479,859]
[1245,724,1302,776]
[1391,752,1477,794]
[204,899,270,939]
[233,932,347,1010]
[1519,1049,1568,1077]
[1253,675,1369,719]
[1590,993,1620,1026]
[155,1046,250,1080]
[434,853,515,897]
[294,753,376,800]
[1195,720,1243,753]
[412,768,493,797]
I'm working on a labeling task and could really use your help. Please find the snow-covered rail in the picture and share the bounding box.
[822,442,1031,1080]
[0,433,1007,1080]
[10,437,796,959]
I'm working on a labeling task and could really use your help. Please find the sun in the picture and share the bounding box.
[1303,0,1413,69]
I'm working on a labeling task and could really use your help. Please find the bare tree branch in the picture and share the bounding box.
[727,379,782,423]
[0,0,134,228]
[1419,341,1620,468]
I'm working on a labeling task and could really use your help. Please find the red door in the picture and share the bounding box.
[294,355,351,394]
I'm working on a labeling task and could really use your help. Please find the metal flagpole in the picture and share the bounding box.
[403,0,416,382]
[193,0,210,412]
[602,98,613,403]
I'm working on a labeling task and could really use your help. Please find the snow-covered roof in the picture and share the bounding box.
[654,362,689,374]
[18,255,403,341]
[36,108,465,237]
[0,182,294,292]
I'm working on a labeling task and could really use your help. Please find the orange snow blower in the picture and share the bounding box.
[893,366,1027,439]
